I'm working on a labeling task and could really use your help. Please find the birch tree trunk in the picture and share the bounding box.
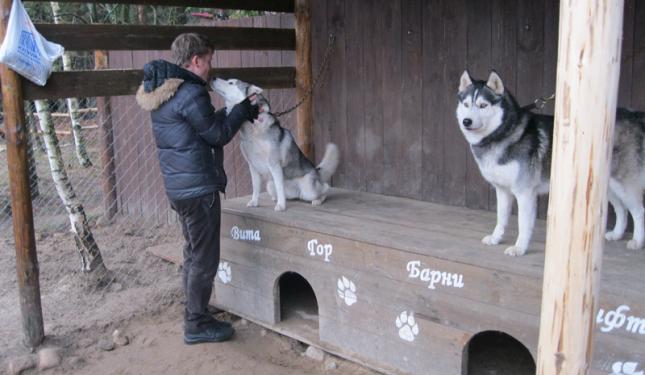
[50,2,92,168]
[34,100,109,278]
[27,109,45,153]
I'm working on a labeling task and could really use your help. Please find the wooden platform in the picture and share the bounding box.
[156,189,645,374]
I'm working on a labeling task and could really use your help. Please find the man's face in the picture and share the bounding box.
[186,50,213,81]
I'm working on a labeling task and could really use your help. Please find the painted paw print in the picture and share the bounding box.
[217,262,232,284]
[395,311,419,342]
[336,276,357,306]
[611,362,643,375]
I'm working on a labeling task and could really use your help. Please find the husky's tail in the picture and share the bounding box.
[316,143,340,183]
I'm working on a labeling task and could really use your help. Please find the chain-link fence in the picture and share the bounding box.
[0,13,296,361]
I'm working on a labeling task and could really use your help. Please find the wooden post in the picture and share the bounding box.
[294,0,313,161]
[94,51,118,220]
[537,1,624,374]
[0,0,45,348]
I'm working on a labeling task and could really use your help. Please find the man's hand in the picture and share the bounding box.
[240,96,260,121]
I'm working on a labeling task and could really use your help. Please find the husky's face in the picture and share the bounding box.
[253,111,276,128]
[456,71,505,145]
[211,78,264,109]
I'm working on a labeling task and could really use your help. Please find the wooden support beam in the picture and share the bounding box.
[536,1,625,374]
[22,67,296,100]
[0,0,44,348]
[94,51,118,221]
[295,0,313,160]
[36,24,295,51]
[27,0,295,13]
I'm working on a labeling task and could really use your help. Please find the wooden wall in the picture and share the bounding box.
[310,0,645,213]
[110,0,645,218]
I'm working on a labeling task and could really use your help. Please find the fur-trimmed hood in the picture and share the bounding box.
[135,59,206,111]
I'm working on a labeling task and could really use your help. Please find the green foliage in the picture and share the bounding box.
[23,3,265,25]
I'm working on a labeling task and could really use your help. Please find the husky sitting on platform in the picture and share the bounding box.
[212,78,339,211]
[456,70,645,256]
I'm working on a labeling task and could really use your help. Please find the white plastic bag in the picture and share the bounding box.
[0,0,64,86]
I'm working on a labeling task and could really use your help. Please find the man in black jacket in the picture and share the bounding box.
[136,33,259,344]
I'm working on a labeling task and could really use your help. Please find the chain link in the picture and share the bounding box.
[273,34,336,118]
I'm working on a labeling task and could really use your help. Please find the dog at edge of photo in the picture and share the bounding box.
[211,78,340,211]
[456,70,645,256]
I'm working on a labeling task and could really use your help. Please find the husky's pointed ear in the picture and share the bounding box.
[486,71,504,95]
[249,85,263,95]
[459,70,473,92]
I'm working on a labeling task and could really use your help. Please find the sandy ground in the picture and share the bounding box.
[0,214,379,375]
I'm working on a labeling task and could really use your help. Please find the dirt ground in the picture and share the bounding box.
[0,217,381,375]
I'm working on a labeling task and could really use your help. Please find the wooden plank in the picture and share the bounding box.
[108,51,127,213]
[538,0,558,221]
[94,50,118,220]
[397,0,423,200]
[618,0,634,108]
[421,0,445,203]
[341,1,365,191]
[325,0,347,187]
[29,0,295,13]
[265,15,281,111]
[516,0,548,219]
[22,67,296,100]
[362,0,385,194]
[465,0,493,211]
[536,1,625,373]
[118,51,137,216]
[0,0,44,348]
[489,0,518,213]
[632,0,645,109]
[279,14,296,134]
[35,24,295,51]
[309,0,328,165]
[132,50,149,216]
[440,0,468,207]
[380,0,403,197]
[295,0,314,160]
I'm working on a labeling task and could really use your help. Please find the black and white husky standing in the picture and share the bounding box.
[212,78,339,211]
[456,70,645,256]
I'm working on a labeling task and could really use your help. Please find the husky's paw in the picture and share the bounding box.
[246,199,259,208]
[274,203,286,211]
[217,262,232,284]
[605,230,624,241]
[482,234,502,246]
[311,198,324,206]
[395,311,419,342]
[337,276,357,306]
[504,246,526,257]
[626,239,644,250]
[611,361,644,375]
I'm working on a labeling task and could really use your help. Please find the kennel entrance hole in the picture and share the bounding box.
[464,331,535,375]
[277,272,319,336]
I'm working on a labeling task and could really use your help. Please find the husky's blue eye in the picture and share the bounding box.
[464,102,470,108]
[479,103,488,108]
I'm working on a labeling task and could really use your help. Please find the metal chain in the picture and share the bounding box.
[523,93,555,111]
[273,34,336,118]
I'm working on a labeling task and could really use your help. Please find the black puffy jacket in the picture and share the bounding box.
[136,60,252,201]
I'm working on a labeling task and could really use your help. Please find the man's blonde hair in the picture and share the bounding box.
[171,33,213,67]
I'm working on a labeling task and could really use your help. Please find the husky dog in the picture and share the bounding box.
[212,78,340,211]
[456,70,645,256]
